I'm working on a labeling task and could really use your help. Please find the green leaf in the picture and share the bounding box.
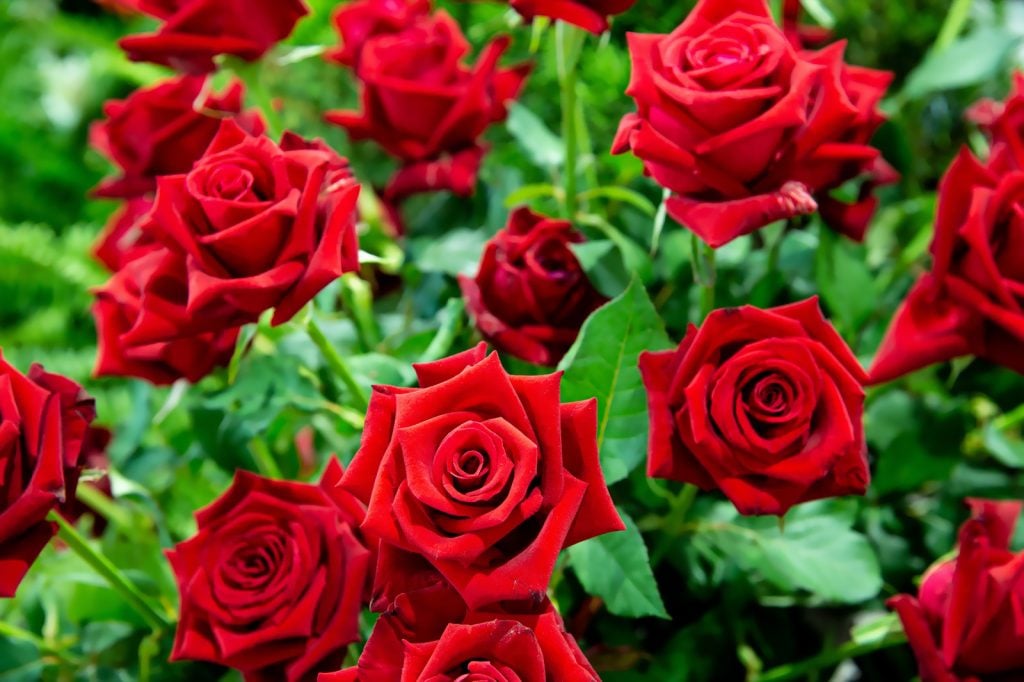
[559,279,672,484]
[576,186,657,217]
[815,230,876,336]
[903,28,1019,100]
[983,423,1024,468]
[567,508,669,619]
[409,228,489,278]
[506,103,564,169]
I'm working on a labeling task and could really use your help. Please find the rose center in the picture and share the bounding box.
[448,449,490,492]
[205,165,257,201]
[743,372,799,424]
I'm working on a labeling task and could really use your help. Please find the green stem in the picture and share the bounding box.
[48,512,171,631]
[0,620,81,666]
[341,273,381,352]
[306,316,370,412]
[753,635,906,682]
[249,438,284,479]
[420,298,466,364]
[934,0,974,52]
[75,483,136,533]
[691,234,717,320]
[228,57,284,139]
[652,483,699,564]
[556,22,583,221]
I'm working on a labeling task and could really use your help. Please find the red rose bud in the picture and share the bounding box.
[92,198,156,271]
[90,75,265,199]
[144,121,361,329]
[508,0,635,35]
[321,601,598,681]
[640,298,868,516]
[889,499,1024,682]
[0,355,96,597]
[93,248,240,385]
[118,0,309,73]
[168,461,372,682]
[612,0,893,247]
[339,343,624,610]
[326,12,530,202]
[459,207,607,366]
[869,148,1024,383]
[327,0,430,70]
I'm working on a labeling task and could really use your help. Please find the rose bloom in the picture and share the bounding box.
[143,120,360,329]
[612,0,893,247]
[340,343,623,609]
[889,499,1024,682]
[168,461,371,682]
[639,298,868,516]
[508,0,635,35]
[869,147,1024,383]
[92,198,157,271]
[118,0,309,73]
[93,248,240,385]
[459,208,607,366]
[0,355,95,597]
[326,12,530,202]
[326,0,430,70]
[90,75,264,199]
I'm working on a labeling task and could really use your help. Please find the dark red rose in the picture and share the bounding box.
[326,12,530,202]
[458,207,607,366]
[639,298,868,516]
[611,0,893,247]
[144,120,360,329]
[889,499,1024,682]
[508,0,635,34]
[321,600,598,681]
[340,343,623,609]
[93,198,156,271]
[168,460,371,682]
[869,148,1024,383]
[118,0,309,73]
[58,426,113,537]
[93,248,240,385]
[0,356,95,597]
[326,0,430,69]
[90,75,264,199]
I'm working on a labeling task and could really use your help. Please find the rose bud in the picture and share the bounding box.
[118,0,309,74]
[340,343,624,610]
[92,198,156,271]
[326,12,530,203]
[143,120,361,330]
[869,148,1024,383]
[889,499,1024,682]
[326,0,430,70]
[93,248,240,385]
[507,0,635,35]
[612,0,893,247]
[0,354,96,597]
[90,75,264,200]
[167,461,372,682]
[640,297,868,516]
[459,207,607,367]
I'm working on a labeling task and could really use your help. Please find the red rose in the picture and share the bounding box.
[639,298,868,516]
[93,198,156,271]
[326,0,430,69]
[168,461,372,682]
[93,248,240,385]
[967,72,1024,174]
[144,121,360,329]
[0,355,95,597]
[340,343,623,609]
[118,0,309,73]
[508,0,635,34]
[611,0,892,247]
[889,499,1024,682]
[458,207,607,366]
[869,148,1024,383]
[326,12,530,202]
[90,75,264,199]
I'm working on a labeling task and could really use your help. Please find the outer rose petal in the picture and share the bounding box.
[0,522,58,598]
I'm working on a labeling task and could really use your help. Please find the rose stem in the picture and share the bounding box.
[556,22,584,221]
[752,634,907,682]
[306,316,370,412]
[690,233,717,320]
[0,620,82,666]
[47,511,172,631]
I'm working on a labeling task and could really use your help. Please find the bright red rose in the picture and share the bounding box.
[639,298,868,516]
[326,12,530,202]
[458,207,606,366]
[0,355,95,597]
[326,0,430,69]
[612,0,893,247]
[90,75,264,199]
[92,198,156,271]
[889,499,1024,682]
[93,248,240,385]
[118,0,309,73]
[869,148,1024,383]
[340,343,623,609]
[508,0,635,34]
[168,461,371,682]
[144,120,360,329]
